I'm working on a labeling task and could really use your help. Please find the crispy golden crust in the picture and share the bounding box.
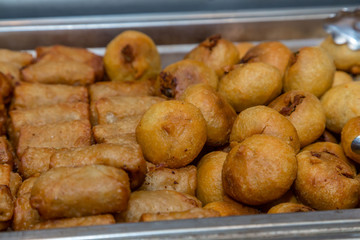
[19,148,56,179]
[12,193,41,231]
[341,117,360,163]
[0,61,22,86]
[332,71,353,87]
[0,71,13,103]
[0,185,14,221]
[204,197,260,217]
[268,203,314,214]
[0,164,11,186]
[0,136,14,167]
[236,42,254,59]
[17,176,38,198]
[258,190,299,213]
[0,49,34,68]
[9,172,22,197]
[30,165,130,219]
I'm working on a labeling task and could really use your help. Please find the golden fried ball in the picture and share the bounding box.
[341,117,360,163]
[258,190,299,213]
[185,34,239,77]
[136,100,207,168]
[268,90,326,148]
[321,82,360,133]
[236,42,254,59]
[157,59,218,99]
[222,134,297,205]
[283,47,335,97]
[104,30,161,82]
[203,196,259,217]
[230,106,300,153]
[181,84,236,146]
[332,71,353,87]
[218,62,282,112]
[267,203,314,214]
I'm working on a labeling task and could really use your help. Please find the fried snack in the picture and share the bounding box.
[104,30,161,82]
[101,134,137,145]
[17,120,92,157]
[0,137,14,166]
[0,49,33,67]
[185,34,239,77]
[13,193,41,231]
[196,151,227,205]
[241,41,292,77]
[136,100,207,168]
[156,59,218,99]
[93,118,140,143]
[36,45,104,81]
[258,190,299,213]
[139,162,197,196]
[181,84,236,146]
[12,82,88,110]
[332,71,353,87]
[0,185,13,221]
[283,47,335,97]
[295,149,359,210]
[0,71,13,103]
[93,96,164,125]
[218,62,282,112]
[320,35,360,74]
[223,134,297,205]
[9,172,22,197]
[22,53,96,85]
[268,90,326,148]
[316,130,338,143]
[10,102,89,142]
[230,106,300,153]
[320,82,360,133]
[341,117,360,163]
[140,207,219,222]
[0,221,10,231]
[17,176,38,198]
[31,214,115,230]
[89,80,155,102]
[236,42,254,59]
[50,143,147,190]
[0,61,22,86]
[118,190,202,222]
[30,165,130,219]
[0,164,11,186]
[19,148,57,179]
[302,142,352,164]
[267,203,314,214]
[0,99,6,136]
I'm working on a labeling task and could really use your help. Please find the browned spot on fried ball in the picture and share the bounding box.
[159,72,177,98]
[200,34,222,51]
[279,95,305,116]
[121,44,134,63]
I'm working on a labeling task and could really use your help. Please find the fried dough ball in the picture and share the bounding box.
[181,84,236,146]
[267,203,314,214]
[268,90,326,148]
[283,47,335,97]
[136,100,207,168]
[230,106,300,153]
[321,82,360,133]
[333,71,353,87]
[302,142,352,163]
[157,59,218,99]
[104,30,161,82]
[223,134,297,205]
[218,62,282,112]
[320,35,360,74]
[185,34,239,77]
[341,117,360,163]
[241,41,292,77]
[236,42,254,59]
[258,190,299,213]
[295,145,359,210]
[196,151,227,205]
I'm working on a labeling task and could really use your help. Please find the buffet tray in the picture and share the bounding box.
[1,5,360,239]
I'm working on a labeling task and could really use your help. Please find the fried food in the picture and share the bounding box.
[283,47,335,97]
[118,190,202,222]
[230,106,300,152]
[0,49,33,68]
[0,221,10,231]
[203,196,260,216]
[223,134,297,205]
[136,100,207,168]
[269,90,326,148]
[0,185,14,221]
[268,203,314,214]
[0,137,14,166]
[0,71,13,103]
[19,148,56,179]
[258,190,299,213]
[218,62,282,112]
[185,34,239,77]
[50,143,147,190]
[13,193,41,231]
[196,151,227,205]
[236,42,254,59]
[30,165,130,219]
[181,84,236,146]
[9,172,22,197]
[321,82,360,133]
[156,59,218,99]
[12,82,88,110]
[0,61,22,86]
[332,71,353,87]
[341,117,360,163]
[139,162,197,196]
[104,30,161,82]
[17,120,92,157]
[140,208,219,222]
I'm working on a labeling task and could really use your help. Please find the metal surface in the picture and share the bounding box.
[352,136,360,154]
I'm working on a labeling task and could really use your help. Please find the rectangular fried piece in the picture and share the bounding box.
[140,208,220,222]
[0,185,14,221]
[31,214,115,230]
[10,102,89,142]
[30,165,130,220]
[12,82,88,110]
[12,192,40,231]
[17,120,92,157]
[0,164,11,186]
[0,71,13,103]
[17,176,38,198]
[100,133,137,145]
[0,49,33,68]
[9,172,22,197]
[89,80,155,102]
[0,137,14,166]
[93,96,164,125]
[19,148,56,179]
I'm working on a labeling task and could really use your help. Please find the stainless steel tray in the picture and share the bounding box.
[1,5,360,239]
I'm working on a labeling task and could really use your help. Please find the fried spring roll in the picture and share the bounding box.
[89,80,155,102]
[0,61,21,86]
[93,96,164,125]
[17,120,92,157]
[9,172,22,197]
[0,185,13,221]
[100,133,137,145]
[19,148,56,179]
[12,82,88,110]
[139,163,197,196]
[0,137,14,166]
[0,164,11,186]
[17,176,38,198]
[140,208,220,222]
[31,214,115,230]
[30,165,130,219]
[0,71,13,103]
[0,100,6,136]
[50,143,146,189]
[13,193,41,231]
[0,49,33,67]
